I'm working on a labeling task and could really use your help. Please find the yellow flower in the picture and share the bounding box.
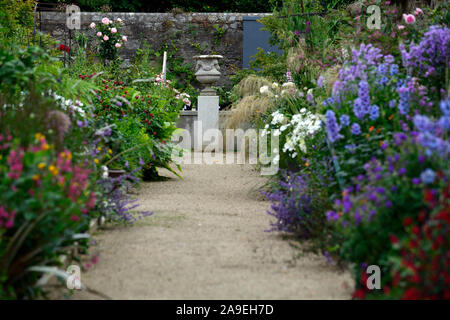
[66,152,72,160]
[37,162,46,169]
[48,165,59,176]
[97,147,102,151]
[0,155,2,160]
[35,133,44,140]
[108,149,113,154]
[32,174,40,181]
[94,158,99,164]
[42,143,50,151]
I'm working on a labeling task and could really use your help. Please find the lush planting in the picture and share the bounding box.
[230,0,449,299]
[0,6,187,298]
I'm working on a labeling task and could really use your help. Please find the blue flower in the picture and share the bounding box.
[377,63,388,75]
[437,116,450,131]
[397,86,410,115]
[369,104,379,120]
[340,114,350,127]
[420,168,436,184]
[389,64,399,76]
[345,144,357,153]
[317,75,324,88]
[358,80,370,112]
[326,210,339,221]
[353,98,365,120]
[351,123,361,135]
[440,99,450,116]
[413,114,434,132]
[388,99,397,108]
[326,110,341,143]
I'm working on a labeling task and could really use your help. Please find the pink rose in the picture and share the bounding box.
[398,25,405,30]
[403,14,416,24]
[414,8,423,16]
[111,28,117,33]
[103,35,109,41]
[115,43,121,48]
[101,17,109,25]
[96,31,102,37]
[122,35,127,42]
[89,22,96,29]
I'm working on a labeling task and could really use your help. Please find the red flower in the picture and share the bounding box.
[402,288,421,300]
[403,217,413,227]
[352,289,366,300]
[412,226,420,235]
[389,234,399,244]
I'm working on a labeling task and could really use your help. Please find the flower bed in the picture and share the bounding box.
[0,7,189,298]
[231,1,449,299]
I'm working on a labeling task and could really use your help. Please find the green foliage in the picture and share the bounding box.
[43,0,280,12]
[0,0,35,43]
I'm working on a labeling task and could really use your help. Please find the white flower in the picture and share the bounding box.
[90,22,96,29]
[272,154,280,165]
[122,35,127,42]
[272,82,279,89]
[273,129,280,136]
[271,111,285,125]
[117,18,123,23]
[282,82,296,89]
[111,27,117,33]
[101,166,109,179]
[259,85,270,94]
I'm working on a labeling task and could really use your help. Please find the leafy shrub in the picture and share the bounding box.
[90,16,127,64]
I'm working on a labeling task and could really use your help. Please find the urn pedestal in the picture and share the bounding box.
[193,55,223,150]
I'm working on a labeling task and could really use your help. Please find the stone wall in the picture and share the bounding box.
[39,12,272,87]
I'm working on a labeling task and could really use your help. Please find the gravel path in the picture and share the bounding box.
[72,154,353,299]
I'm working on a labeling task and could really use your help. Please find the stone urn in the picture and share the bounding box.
[193,55,223,96]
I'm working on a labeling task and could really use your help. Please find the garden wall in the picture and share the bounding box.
[39,12,272,87]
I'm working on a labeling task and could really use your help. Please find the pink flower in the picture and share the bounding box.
[398,25,405,30]
[71,215,81,222]
[89,22,96,29]
[414,8,423,16]
[403,14,416,24]
[103,35,109,41]
[115,43,121,48]
[111,27,117,33]
[0,207,16,229]
[101,17,109,25]
[96,31,102,37]
[122,35,127,42]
